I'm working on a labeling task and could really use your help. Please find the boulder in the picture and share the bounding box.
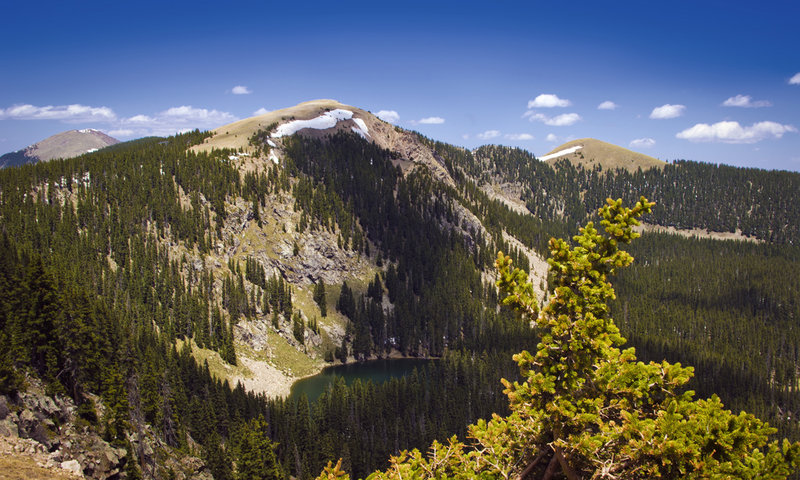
[37,395,59,417]
[0,418,18,437]
[0,395,10,420]
[61,459,83,476]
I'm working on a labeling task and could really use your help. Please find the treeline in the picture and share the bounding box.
[436,143,800,244]
[611,232,800,440]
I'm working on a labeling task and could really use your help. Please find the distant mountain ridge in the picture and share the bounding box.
[0,129,119,168]
[541,138,665,172]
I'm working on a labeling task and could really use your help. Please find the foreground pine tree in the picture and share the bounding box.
[317,197,800,479]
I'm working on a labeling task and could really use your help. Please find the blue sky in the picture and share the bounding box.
[1,0,799,171]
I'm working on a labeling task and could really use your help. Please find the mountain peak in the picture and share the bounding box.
[541,138,665,172]
[194,99,456,186]
[0,129,119,168]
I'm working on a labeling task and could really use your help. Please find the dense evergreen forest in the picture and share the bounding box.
[438,142,800,245]
[427,140,800,445]
[613,234,800,440]
[1,125,799,478]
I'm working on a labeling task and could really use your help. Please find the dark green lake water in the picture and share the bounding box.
[289,358,436,402]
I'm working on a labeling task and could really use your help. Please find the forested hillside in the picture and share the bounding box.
[1,101,799,479]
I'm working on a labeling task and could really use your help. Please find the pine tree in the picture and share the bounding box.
[293,312,305,344]
[237,415,285,480]
[313,279,327,317]
[346,198,800,480]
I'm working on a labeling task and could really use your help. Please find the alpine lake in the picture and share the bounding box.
[289,358,437,402]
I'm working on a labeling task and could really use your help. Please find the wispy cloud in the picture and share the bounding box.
[0,103,116,122]
[722,94,771,108]
[789,73,800,85]
[505,133,533,140]
[253,107,271,116]
[528,94,571,108]
[524,111,581,126]
[477,130,500,140]
[231,85,252,95]
[417,116,445,125]
[160,106,235,123]
[676,120,796,143]
[546,133,559,142]
[376,110,399,123]
[107,129,135,138]
[629,137,656,149]
[598,101,618,110]
[650,104,686,119]
[0,102,238,139]
[117,106,238,137]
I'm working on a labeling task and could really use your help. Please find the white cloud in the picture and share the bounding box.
[528,93,572,108]
[650,104,686,119]
[253,107,271,116]
[546,133,559,142]
[528,94,571,108]
[0,103,116,122]
[676,120,796,144]
[418,116,445,124]
[376,110,399,123]
[231,85,252,95]
[160,106,235,123]
[117,106,238,137]
[505,133,534,140]
[629,137,656,149]
[722,94,772,108]
[789,73,800,85]
[547,113,581,126]
[0,102,238,139]
[525,111,581,126]
[107,129,135,138]
[477,130,501,140]
[127,114,154,123]
[598,101,618,110]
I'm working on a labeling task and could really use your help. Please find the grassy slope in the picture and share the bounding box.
[544,138,665,172]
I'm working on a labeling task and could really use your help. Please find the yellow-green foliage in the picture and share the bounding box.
[323,197,800,479]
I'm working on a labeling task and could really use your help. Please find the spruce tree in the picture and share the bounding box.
[340,198,800,480]
[314,279,327,317]
[237,415,285,480]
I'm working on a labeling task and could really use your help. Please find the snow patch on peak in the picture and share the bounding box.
[352,118,370,136]
[350,117,370,139]
[351,127,368,139]
[272,109,368,138]
[78,128,99,134]
[539,145,583,161]
[272,109,354,138]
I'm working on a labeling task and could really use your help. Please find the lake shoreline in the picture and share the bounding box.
[288,356,441,402]
[290,348,440,383]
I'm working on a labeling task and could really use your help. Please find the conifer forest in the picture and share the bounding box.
[1,125,799,479]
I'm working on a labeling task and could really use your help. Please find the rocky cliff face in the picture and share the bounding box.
[0,377,211,480]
